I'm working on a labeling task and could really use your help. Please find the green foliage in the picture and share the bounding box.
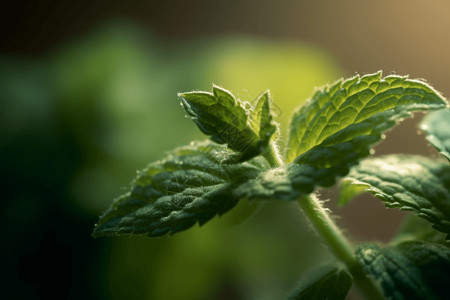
[391,214,448,245]
[236,72,447,203]
[179,86,277,161]
[285,72,446,192]
[356,241,450,300]
[233,166,300,201]
[339,155,450,236]
[285,72,446,163]
[421,108,450,161]
[92,141,269,237]
[1,25,342,300]
[95,73,447,237]
[288,263,353,300]
[95,71,450,300]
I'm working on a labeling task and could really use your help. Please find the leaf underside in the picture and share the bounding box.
[288,263,353,300]
[421,108,450,161]
[92,141,270,237]
[356,241,450,300]
[339,155,450,236]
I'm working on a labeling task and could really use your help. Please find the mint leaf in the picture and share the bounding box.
[339,155,450,236]
[233,163,327,202]
[233,165,301,201]
[252,91,278,144]
[92,141,270,237]
[421,108,450,161]
[287,72,446,162]
[288,263,352,300]
[285,72,447,189]
[391,214,449,246]
[179,86,277,161]
[356,241,450,300]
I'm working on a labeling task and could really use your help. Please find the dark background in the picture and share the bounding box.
[3,0,450,86]
[1,1,449,299]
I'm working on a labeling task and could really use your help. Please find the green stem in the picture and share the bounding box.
[298,194,385,300]
[263,141,283,168]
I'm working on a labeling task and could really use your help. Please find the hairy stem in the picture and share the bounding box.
[298,194,385,300]
[263,141,283,168]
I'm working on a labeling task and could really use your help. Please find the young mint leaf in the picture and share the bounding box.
[252,91,278,141]
[288,263,353,300]
[232,167,296,201]
[420,108,450,161]
[284,72,447,190]
[356,241,450,300]
[339,155,450,236]
[390,214,449,246]
[233,162,333,202]
[179,86,277,161]
[92,141,270,237]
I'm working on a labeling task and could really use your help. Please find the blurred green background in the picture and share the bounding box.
[1,1,450,299]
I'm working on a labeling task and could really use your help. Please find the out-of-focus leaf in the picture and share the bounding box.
[288,263,352,300]
[391,214,449,246]
[356,241,450,300]
[93,141,270,237]
[420,108,450,161]
[339,155,450,236]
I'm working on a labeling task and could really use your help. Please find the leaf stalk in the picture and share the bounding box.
[263,141,283,168]
[298,194,385,300]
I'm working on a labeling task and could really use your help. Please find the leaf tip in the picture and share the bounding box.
[212,84,236,101]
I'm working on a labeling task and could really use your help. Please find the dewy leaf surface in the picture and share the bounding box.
[420,108,450,161]
[288,263,352,300]
[179,86,277,161]
[339,155,450,236]
[356,241,450,300]
[285,72,447,190]
[92,141,270,237]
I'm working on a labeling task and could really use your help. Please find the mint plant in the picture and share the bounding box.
[93,71,450,299]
